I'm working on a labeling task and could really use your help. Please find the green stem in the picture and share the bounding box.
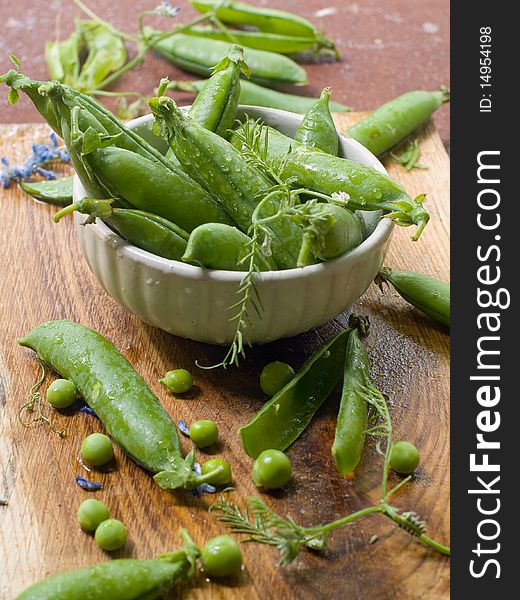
[307,505,384,536]
[93,50,147,91]
[419,533,451,556]
[53,203,80,222]
[72,0,138,43]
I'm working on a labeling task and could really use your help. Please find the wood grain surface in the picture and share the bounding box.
[0,114,450,600]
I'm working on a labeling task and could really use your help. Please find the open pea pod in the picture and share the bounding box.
[20,176,74,206]
[239,328,351,458]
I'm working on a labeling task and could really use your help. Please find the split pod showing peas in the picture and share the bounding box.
[377,267,451,327]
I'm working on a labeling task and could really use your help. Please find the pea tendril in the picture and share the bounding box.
[18,361,66,438]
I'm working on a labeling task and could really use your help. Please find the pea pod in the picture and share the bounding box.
[168,78,352,113]
[332,319,372,476]
[149,95,307,269]
[232,121,430,240]
[239,329,351,458]
[185,26,324,54]
[2,71,228,223]
[189,44,249,138]
[78,143,233,232]
[54,198,189,261]
[182,223,277,271]
[45,29,83,86]
[18,321,223,491]
[347,88,450,157]
[377,266,450,327]
[146,31,308,87]
[292,201,364,267]
[20,176,74,206]
[191,0,338,55]
[16,533,199,600]
[74,20,127,92]
[294,87,339,155]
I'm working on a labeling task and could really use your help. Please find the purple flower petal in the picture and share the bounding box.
[177,419,190,436]
[75,476,103,491]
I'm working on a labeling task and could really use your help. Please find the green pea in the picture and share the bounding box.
[94,518,128,551]
[201,535,243,578]
[46,379,77,408]
[159,369,193,394]
[77,499,110,532]
[80,433,114,467]
[201,458,232,485]
[252,449,292,489]
[260,361,295,397]
[389,441,420,475]
[189,420,219,448]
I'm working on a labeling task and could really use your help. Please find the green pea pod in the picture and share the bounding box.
[347,88,450,157]
[20,176,74,206]
[75,20,127,92]
[182,223,277,270]
[146,30,308,87]
[294,87,339,155]
[54,198,189,261]
[294,202,364,267]
[149,95,307,269]
[16,534,199,600]
[239,328,350,458]
[45,30,83,86]
[332,319,372,477]
[189,44,250,138]
[79,144,233,232]
[18,320,183,473]
[232,121,430,240]
[1,73,233,229]
[185,26,321,54]
[378,266,450,327]
[191,0,338,55]
[168,78,352,113]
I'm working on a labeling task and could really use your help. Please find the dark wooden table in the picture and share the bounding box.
[0,0,450,142]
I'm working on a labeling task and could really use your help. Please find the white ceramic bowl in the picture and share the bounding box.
[74,107,393,344]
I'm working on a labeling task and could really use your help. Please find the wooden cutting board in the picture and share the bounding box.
[0,114,449,600]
